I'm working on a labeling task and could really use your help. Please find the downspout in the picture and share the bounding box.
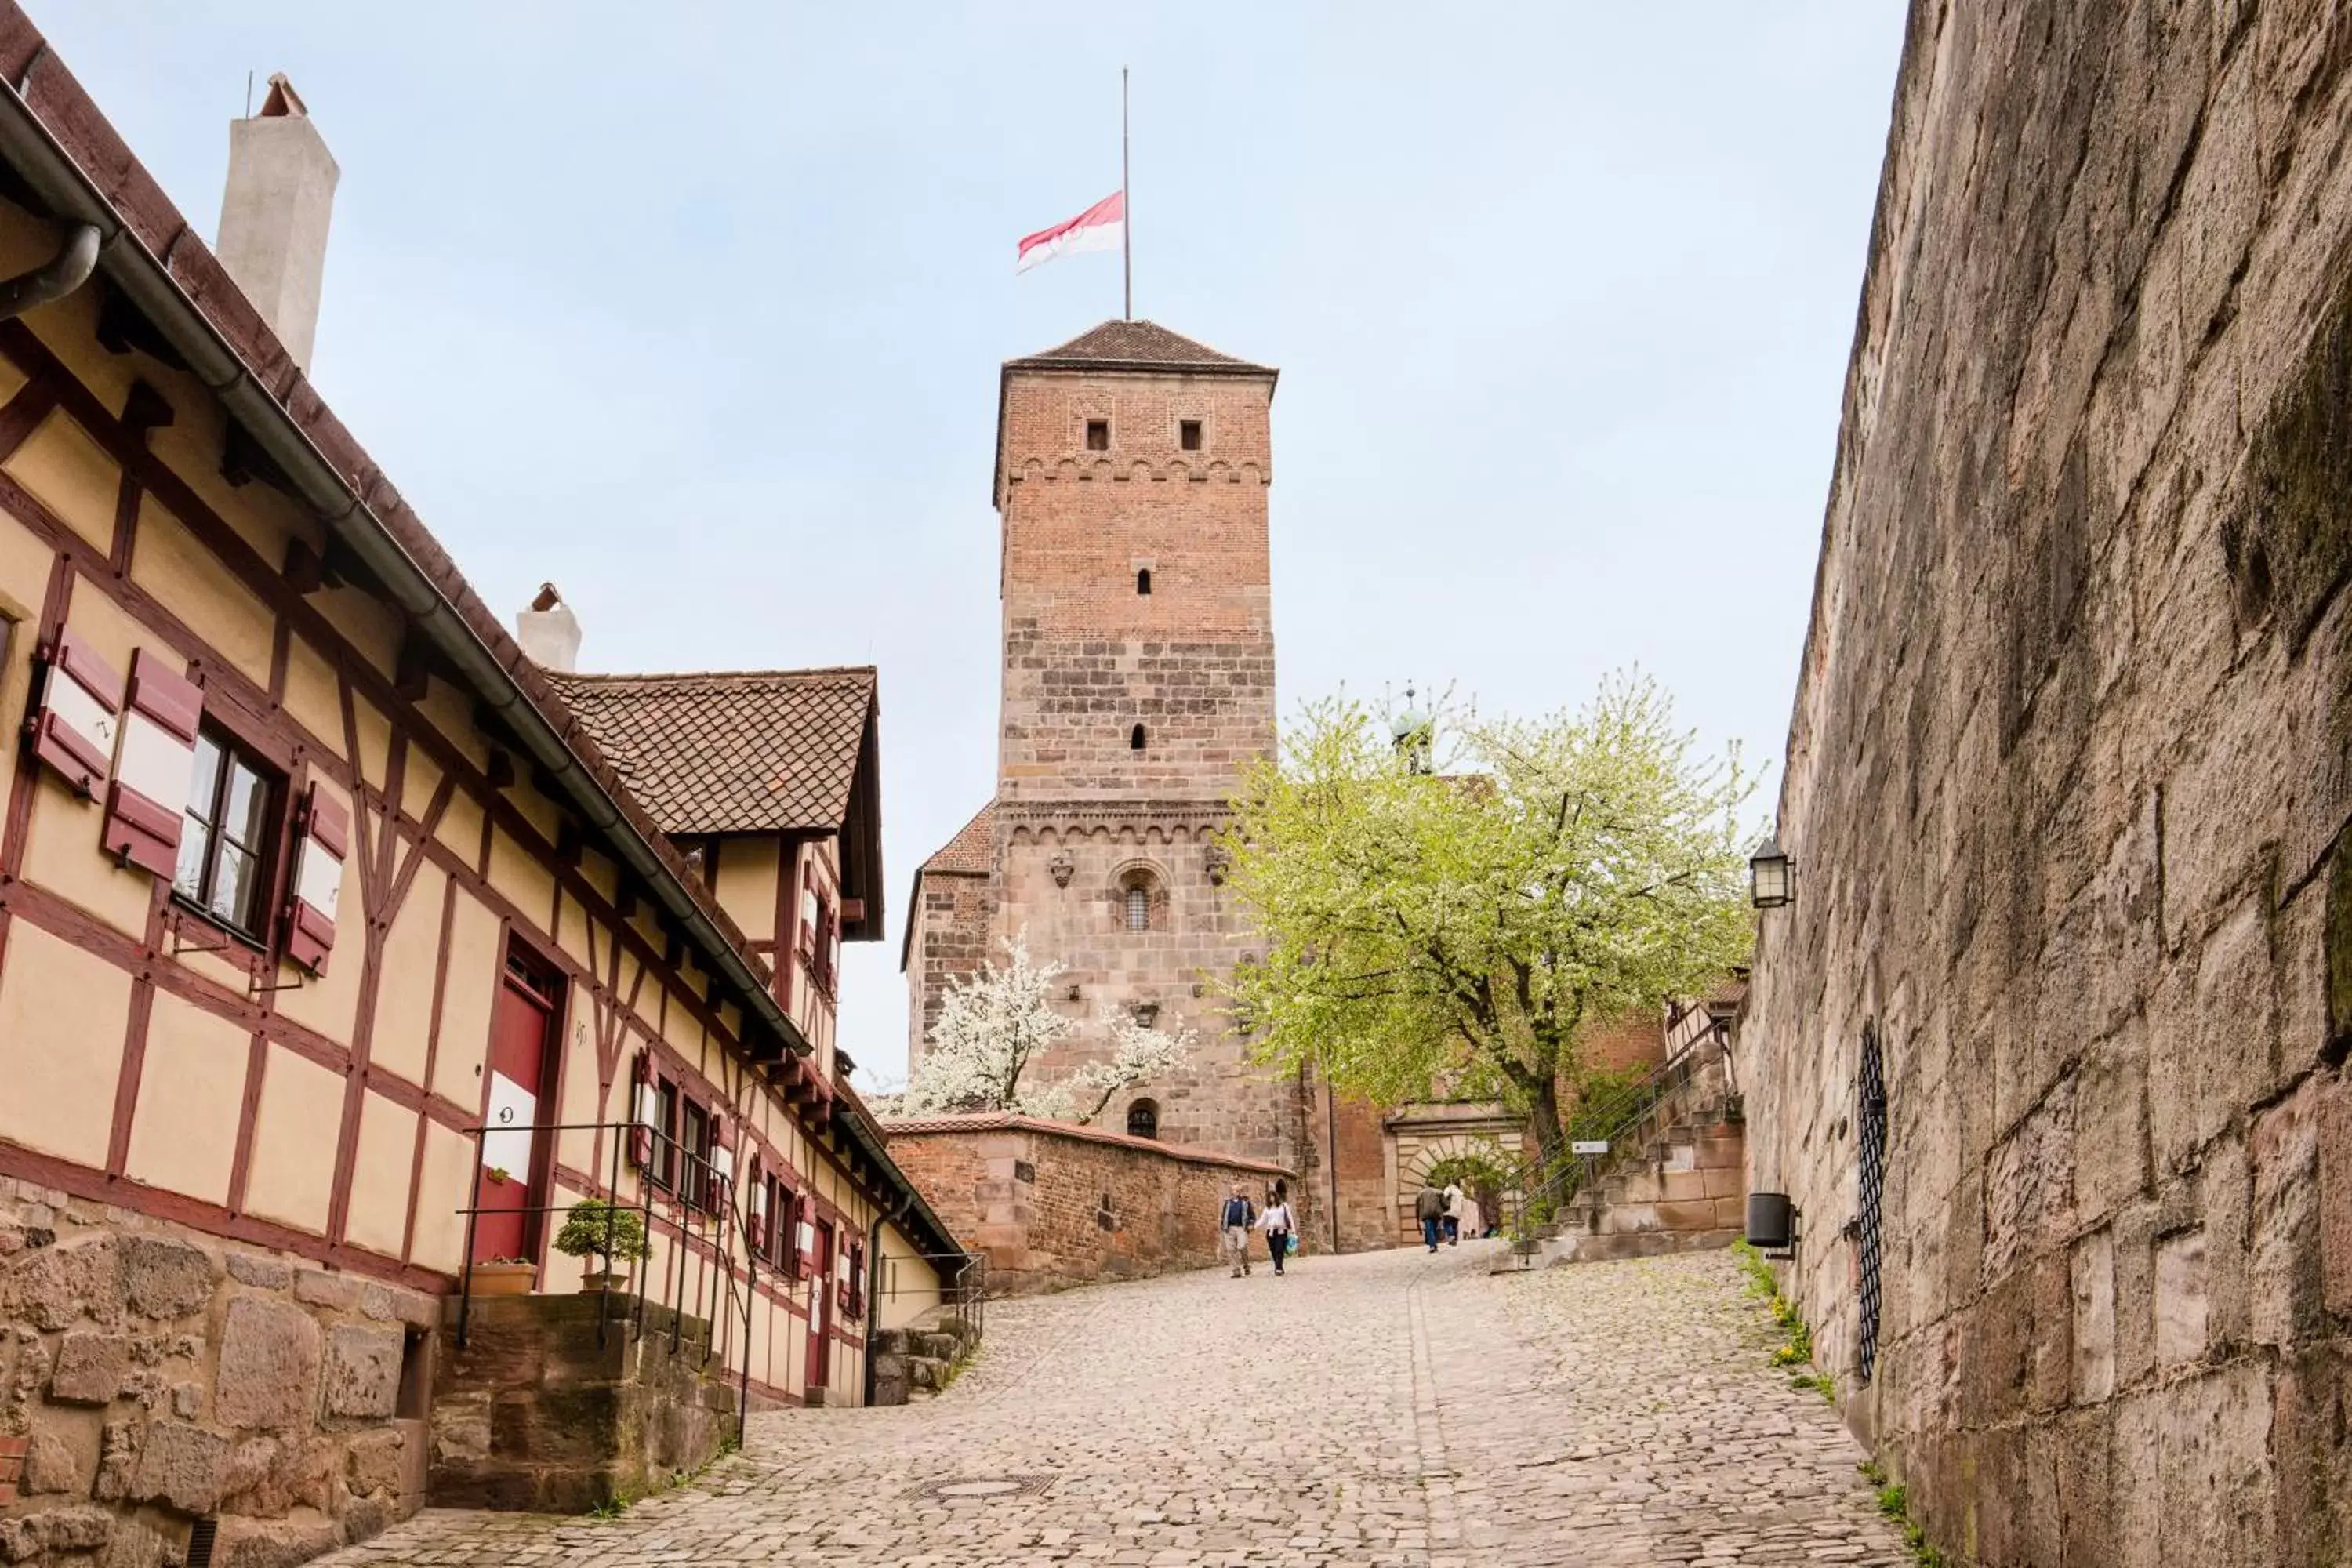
[860,1193,911,1407]
[1325,1070,1339,1254]
[0,220,96,318]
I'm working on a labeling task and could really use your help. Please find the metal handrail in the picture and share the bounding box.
[1502,1021,1733,1239]
[881,1250,988,1342]
[451,1116,760,1444]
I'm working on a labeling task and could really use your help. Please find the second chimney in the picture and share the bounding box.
[517,584,582,673]
[217,74,339,372]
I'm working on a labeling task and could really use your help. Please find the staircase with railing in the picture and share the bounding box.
[1498,1022,1747,1268]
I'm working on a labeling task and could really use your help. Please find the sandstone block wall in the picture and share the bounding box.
[994,812,1301,1164]
[0,1178,435,1568]
[906,346,1304,1195]
[1740,4,2352,1563]
[885,1115,1294,1297]
[426,1296,736,1513]
[905,867,991,1075]
[996,371,1275,804]
[1303,1085,1395,1254]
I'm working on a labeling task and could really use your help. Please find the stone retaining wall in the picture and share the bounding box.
[1740,2,2352,1561]
[0,1178,436,1568]
[886,1114,1294,1295]
[426,1295,738,1512]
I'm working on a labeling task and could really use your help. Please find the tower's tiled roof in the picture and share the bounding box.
[1006,319,1273,376]
[920,801,997,875]
[541,667,876,836]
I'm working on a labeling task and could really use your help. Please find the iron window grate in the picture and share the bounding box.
[1856,1021,1887,1382]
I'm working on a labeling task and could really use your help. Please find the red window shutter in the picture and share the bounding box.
[101,649,201,877]
[790,1191,812,1279]
[845,1240,866,1319]
[746,1153,766,1253]
[27,630,122,799]
[628,1048,655,1170]
[283,783,348,975]
[706,1117,732,1216]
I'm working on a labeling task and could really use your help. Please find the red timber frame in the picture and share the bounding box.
[0,316,876,1383]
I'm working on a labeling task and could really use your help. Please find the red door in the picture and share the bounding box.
[805,1221,834,1392]
[471,949,561,1269]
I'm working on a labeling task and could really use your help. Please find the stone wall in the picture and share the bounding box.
[0,1178,434,1568]
[995,368,1276,806]
[426,1296,737,1513]
[1551,1051,1745,1265]
[1740,3,2352,1563]
[925,344,1302,1180]
[993,811,1304,1164]
[1301,1084,1395,1254]
[885,1114,1294,1296]
[904,863,990,1076]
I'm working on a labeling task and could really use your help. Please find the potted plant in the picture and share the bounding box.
[471,1257,536,1296]
[554,1200,652,1293]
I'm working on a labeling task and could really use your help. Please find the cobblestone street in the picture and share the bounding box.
[322,1245,1905,1566]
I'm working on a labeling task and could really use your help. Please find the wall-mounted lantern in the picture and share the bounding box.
[1048,850,1074,887]
[1749,837,1795,909]
[1746,1192,1800,1259]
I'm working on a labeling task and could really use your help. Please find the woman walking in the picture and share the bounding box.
[1258,1192,1297,1276]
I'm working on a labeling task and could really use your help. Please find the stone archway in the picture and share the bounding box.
[1392,1117,1522,1244]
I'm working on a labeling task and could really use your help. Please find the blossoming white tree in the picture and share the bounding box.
[902,931,1194,1124]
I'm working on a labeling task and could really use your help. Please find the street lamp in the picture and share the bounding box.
[1750,837,1795,909]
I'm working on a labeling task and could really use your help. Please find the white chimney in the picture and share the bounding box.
[216,74,339,371]
[517,583,582,673]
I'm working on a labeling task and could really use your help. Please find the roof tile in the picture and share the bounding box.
[920,800,996,875]
[1007,319,1272,375]
[543,667,875,836]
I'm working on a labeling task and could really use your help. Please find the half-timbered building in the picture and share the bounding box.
[0,9,956,1561]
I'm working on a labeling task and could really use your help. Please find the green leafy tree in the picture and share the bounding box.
[1218,673,1755,1169]
[553,1200,652,1265]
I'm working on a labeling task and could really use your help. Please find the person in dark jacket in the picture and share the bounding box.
[1414,1184,1446,1252]
[1220,1184,1257,1276]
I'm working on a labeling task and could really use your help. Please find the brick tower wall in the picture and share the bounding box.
[996,369,1275,802]
[902,867,992,1076]
[983,360,1296,1168]
[993,813,1299,1163]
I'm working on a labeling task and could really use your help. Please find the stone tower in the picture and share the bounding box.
[906,320,1300,1164]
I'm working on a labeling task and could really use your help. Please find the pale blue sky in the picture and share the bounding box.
[47,3,1907,1087]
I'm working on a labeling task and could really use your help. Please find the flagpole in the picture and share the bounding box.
[1121,67,1132,321]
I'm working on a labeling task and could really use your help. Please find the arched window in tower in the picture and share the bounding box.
[1126,1099,1159,1139]
[1130,723,1147,751]
[1137,568,1152,596]
[1116,866,1163,934]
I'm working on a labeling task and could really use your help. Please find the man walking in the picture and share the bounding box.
[1443,1182,1464,1246]
[1415,1182,1446,1253]
[1221,1184,1257,1276]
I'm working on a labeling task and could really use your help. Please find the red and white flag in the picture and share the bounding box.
[1017,190,1124,274]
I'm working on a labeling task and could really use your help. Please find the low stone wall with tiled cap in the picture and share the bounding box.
[884,1113,1295,1297]
[0,1178,437,1568]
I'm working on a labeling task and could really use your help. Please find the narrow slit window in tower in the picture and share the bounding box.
[1085,419,1109,451]
[1137,568,1152,596]
[1126,885,1150,932]
[1130,723,1146,750]
[1179,419,1202,451]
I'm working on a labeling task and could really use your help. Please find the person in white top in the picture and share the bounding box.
[1256,1193,1297,1276]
